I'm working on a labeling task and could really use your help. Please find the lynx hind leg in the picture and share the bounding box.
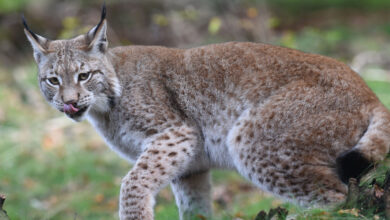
[227,108,347,205]
[171,170,212,220]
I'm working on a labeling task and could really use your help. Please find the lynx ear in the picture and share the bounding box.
[86,4,107,53]
[22,15,50,63]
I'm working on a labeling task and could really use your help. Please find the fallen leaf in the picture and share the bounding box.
[234,211,245,218]
[338,208,359,217]
[246,7,258,18]
[23,178,37,189]
[374,184,384,198]
[94,194,104,203]
[106,198,118,211]
[196,214,207,220]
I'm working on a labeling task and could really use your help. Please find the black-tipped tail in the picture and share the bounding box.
[336,149,373,184]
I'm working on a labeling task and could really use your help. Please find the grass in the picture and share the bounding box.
[1,63,390,219]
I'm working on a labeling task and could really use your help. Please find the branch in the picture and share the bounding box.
[343,178,359,209]
[383,171,390,219]
[0,194,10,220]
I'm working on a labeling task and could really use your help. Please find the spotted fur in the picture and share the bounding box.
[24,7,390,220]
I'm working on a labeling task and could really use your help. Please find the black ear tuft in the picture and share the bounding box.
[336,149,373,184]
[94,3,107,37]
[85,3,108,53]
[101,2,106,21]
[22,14,39,42]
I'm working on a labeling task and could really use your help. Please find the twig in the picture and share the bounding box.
[383,171,390,219]
[0,194,10,220]
[255,207,288,220]
[0,195,4,209]
[344,178,359,209]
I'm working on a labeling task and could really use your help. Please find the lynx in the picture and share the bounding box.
[24,5,390,220]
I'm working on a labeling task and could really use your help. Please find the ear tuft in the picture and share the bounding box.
[22,14,39,42]
[101,3,106,22]
[22,14,50,63]
[86,3,108,53]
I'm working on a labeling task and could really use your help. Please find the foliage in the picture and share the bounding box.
[0,0,27,13]
[268,0,390,14]
[1,0,390,66]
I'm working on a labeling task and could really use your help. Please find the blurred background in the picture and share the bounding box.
[2,0,390,219]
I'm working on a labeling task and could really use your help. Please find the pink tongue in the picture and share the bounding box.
[63,103,79,114]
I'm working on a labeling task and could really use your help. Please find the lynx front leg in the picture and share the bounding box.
[171,170,212,220]
[119,125,197,220]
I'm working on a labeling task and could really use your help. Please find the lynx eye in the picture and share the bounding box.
[78,72,91,82]
[47,77,60,86]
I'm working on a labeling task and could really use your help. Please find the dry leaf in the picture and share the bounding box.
[318,211,330,216]
[196,214,207,220]
[374,184,384,198]
[107,198,118,211]
[338,208,359,217]
[23,178,37,189]
[94,194,104,203]
[246,7,258,19]
[234,211,245,218]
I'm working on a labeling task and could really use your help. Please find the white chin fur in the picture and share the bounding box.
[70,115,85,122]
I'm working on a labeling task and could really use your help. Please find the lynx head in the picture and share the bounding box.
[23,5,121,122]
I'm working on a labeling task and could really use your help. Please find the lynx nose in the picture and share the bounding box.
[61,91,80,106]
[61,90,80,114]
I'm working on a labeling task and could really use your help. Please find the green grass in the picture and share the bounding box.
[366,80,390,107]
[1,62,390,219]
